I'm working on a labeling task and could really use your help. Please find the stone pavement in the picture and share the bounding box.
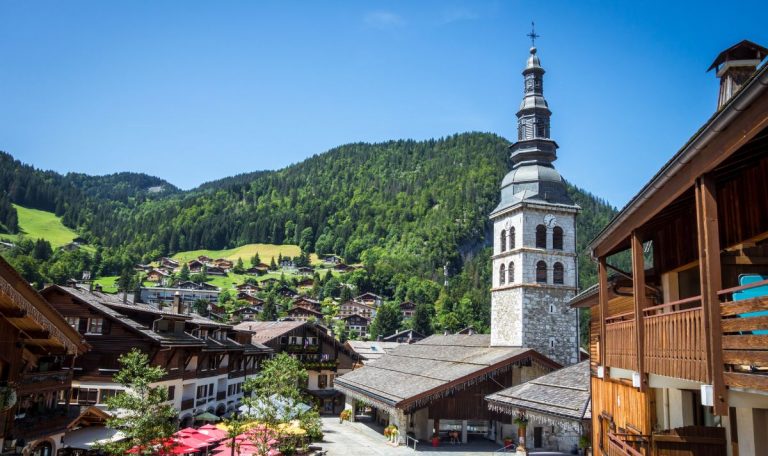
[318,417,574,456]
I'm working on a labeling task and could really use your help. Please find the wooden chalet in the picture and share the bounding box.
[160,257,179,269]
[577,41,768,455]
[41,285,271,427]
[197,255,213,263]
[296,267,314,276]
[245,265,269,275]
[399,301,416,318]
[232,306,262,322]
[339,300,376,320]
[292,296,321,312]
[286,306,323,322]
[276,286,298,298]
[486,360,591,452]
[235,321,360,414]
[297,278,314,288]
[355,292,383,307]
[187,259,205,273]
[236,282,262,293]
[334,335,560,445]
[146,268,170,282]
[213,259,234,270]
[333,263,353,272]
[236,292,265,307]
[342,314,370,338]
[205,266,227,277]
[0,256,89,456]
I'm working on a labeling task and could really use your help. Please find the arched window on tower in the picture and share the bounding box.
[553,226,564,250]
[553,262,564,284]
[508,261,514,284]
[500,229,507,252]
[509,227,516,249]
[536,261,547,284]
[499,264,506,286]
[536,225,547,249]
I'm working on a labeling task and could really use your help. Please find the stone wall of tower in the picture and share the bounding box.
[490,205,580,365]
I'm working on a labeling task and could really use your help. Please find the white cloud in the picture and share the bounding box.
[364,10,405,29]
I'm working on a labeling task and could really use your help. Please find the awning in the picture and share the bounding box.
[61,426,124,449]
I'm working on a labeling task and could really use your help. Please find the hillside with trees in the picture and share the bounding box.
[0,132,616,336]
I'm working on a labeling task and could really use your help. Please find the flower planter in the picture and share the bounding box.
[431,437,440,447]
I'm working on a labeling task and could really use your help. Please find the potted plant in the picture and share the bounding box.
[431,432,440,447]
[0,385,17,412]
[578,434,591,456]
[503,436,515,449]
[513,412,528,449]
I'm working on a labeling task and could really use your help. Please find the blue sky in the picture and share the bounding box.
[1,1,766,208]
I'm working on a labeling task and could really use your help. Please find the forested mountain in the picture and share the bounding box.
[0,133,616,334]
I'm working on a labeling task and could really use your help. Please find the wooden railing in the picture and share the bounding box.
[606,432,646,456]
[643,297,707,383]
[719,280,768,391]
[605,313,637,371]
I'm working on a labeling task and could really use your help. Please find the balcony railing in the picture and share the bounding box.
[643,297,707,383]
[719,280,768,391]
[605,313,637,371]
[606,432,647,456]
[17,369,72,394]
[13,405,81,440]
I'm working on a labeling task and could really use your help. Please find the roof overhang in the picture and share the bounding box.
[589,64,768,258]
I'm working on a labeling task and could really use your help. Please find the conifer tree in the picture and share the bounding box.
[178,263,190,281]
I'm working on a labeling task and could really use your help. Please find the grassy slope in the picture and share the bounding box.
[171,243,320,265]
[5,204,79,248]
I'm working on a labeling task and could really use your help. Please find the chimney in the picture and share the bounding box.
[173,291,182,314]
[709,40,767,109]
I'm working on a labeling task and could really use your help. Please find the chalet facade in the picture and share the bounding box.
[577,41,768,456]
[235,321,360,415]
[339,300,376,320]
[232,306,261,322]
[0,257,90,456]
[292,296,321,312]
[286,306,323,322]
[355,293,383,307]
[139,286,220,307]
[399,301,416,319]
[342,314,370,338]
[41,285,271,428]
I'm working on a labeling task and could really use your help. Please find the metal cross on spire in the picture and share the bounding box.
[527,21,539,47]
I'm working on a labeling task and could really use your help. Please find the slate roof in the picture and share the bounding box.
[63,286,191,319]
[335,334,559,411]
[345,340,401,361]
[234,321,306,344]
[486,360,591,422]
[46,286,204,347]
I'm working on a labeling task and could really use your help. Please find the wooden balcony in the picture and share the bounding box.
[13,405,81,440]
[17,369,72,394]
[719,287,768,391]
[605,313,637,371]
[643,297,707,383]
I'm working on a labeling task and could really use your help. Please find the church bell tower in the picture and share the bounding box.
[489,38,580,366]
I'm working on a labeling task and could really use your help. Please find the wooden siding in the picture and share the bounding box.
[428,370,515,421]
[591,377,654,456]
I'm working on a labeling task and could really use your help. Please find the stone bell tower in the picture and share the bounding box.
[489,41,580,366]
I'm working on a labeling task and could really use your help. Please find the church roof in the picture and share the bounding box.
[334,334,560,413]
[486,360,591,424]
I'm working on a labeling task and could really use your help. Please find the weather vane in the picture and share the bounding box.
[527,21,539,47]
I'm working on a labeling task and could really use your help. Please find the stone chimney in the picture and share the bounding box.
[709,40,767,109]
[173,291,182,314]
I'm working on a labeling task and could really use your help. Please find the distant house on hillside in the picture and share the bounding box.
[134,263,153,272]
[246,264,269,275]
[355,292,383,307]
[236,282,262,292]
[286,306,323,322]
[213,258,234,270]
[333,263,352,272]
[276,286,298,298]
[338,300,376,320]
[232,305,262,322]
[297,277,314,288]
[297,266,314,276]
[399,301,416,318]
[342,314,370,337]
[187,259,205,273]
[173,280,218,291]
[237,292,265,307]
[293,296,321,312]
[205,266,227,276]
[159,257,179,269]
[197,255,213,263]
[323,255,343,265]
[146,269,170,282]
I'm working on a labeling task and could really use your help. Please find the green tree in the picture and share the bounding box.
[95,349,177,456]
[32,238,52,261]
[261,294,278,321]
[178,262,190,281]
[411,303,433,336]
[233,257,245,274]
[370,302,402,339]
[299,227,314,252]
[269,256,277,271]
[242,353,309,425]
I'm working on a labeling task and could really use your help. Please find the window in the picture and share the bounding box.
[508,262,514,284]
[87,318,104,334]
[499,264,506,286]
[549,337,556,349]
[99,389,119,404]
[329,374,335,387]
[72,387,98,405]
[509,227,516,250]
[536,261,547,284]
[167,385,175,401]
[500,229,507,252]
[318,374,328,389]
[207,356,218,370]
[549,304,555,314]
[65,316,79,330]
[552,226,564,250]
[209,383,214,397]
[535,225,547,249]
[280,336,289,344]
[553,262,564,284]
